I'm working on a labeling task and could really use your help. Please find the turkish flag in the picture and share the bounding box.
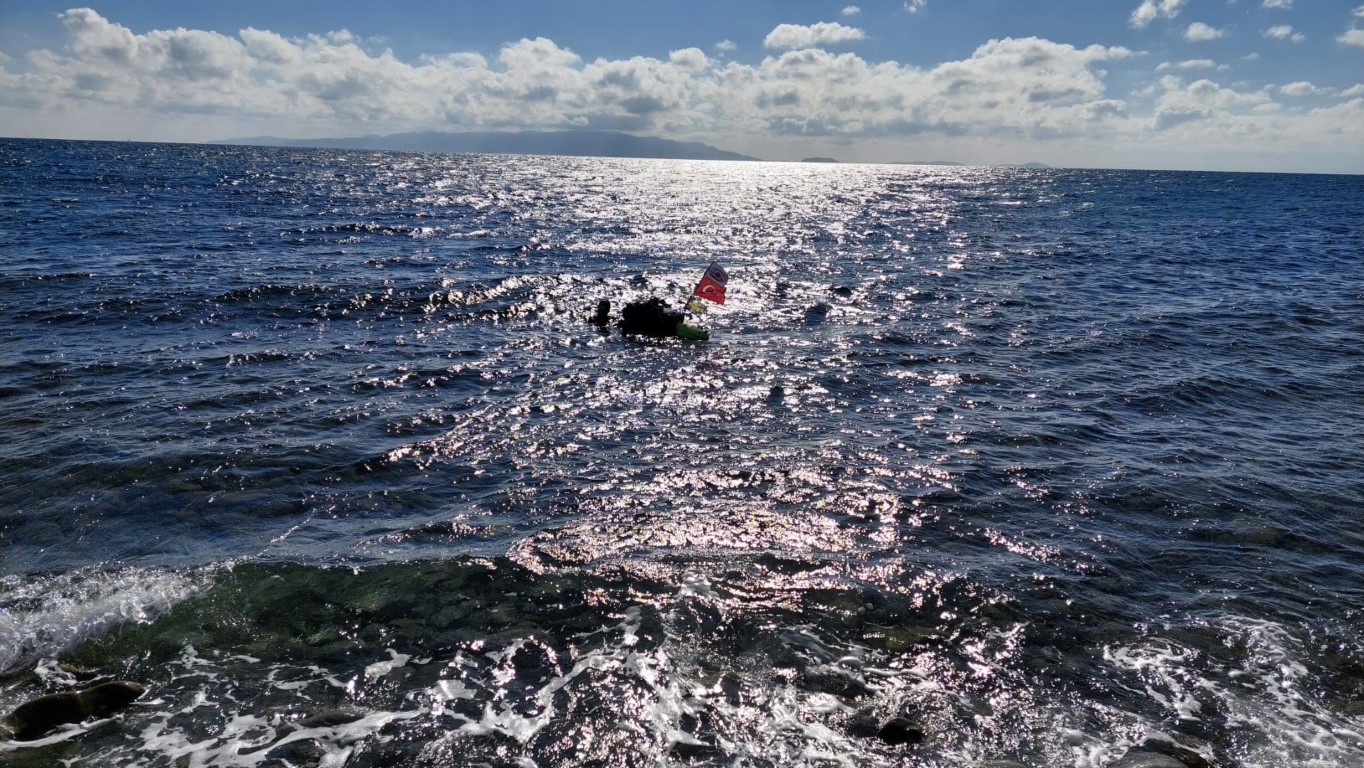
[692,262,728,304]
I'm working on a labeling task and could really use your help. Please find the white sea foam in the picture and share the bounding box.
[0,719,116,751]
[123,645,423,768]
[408,599,872,767]
[1104,614,1364,768]
[363,648,413,679]
[0,565,208,674]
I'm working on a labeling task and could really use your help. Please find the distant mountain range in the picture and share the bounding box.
[213,130,757,162]
[888,160,1054,168]
[804,158,1054,169]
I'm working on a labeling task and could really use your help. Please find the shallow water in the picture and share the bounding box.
[1,139,1362,766]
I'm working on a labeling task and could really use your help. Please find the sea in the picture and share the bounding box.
[1,138,1362,768]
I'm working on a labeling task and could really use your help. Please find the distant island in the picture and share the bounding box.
[207,132,1058,167]
[888,160,1054,169]
[213,130,756,162]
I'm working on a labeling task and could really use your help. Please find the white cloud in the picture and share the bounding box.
[715,39,736,52]
[1279,81,1324,96]
[1263,25,1305,42]
[1129,0,1187,29]
[1156,59,1216,71]
[905,0,928,13]
[1342,9,1364,48]
[240,28,301,65]
[0,11,1137,146]
[498,36,580,72]
[1185,23,1224,41]
[60,8,139,62]
[1262,0,1293,8]
[763,22,865,50]
[842,6,862,16]
[1152,76,1274,129]
[5,9,1363,171]
[669,48,709,72]
[1139,75,1364,171]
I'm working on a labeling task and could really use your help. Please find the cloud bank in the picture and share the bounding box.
[1,8,1361,171]
[0,10,1134,145]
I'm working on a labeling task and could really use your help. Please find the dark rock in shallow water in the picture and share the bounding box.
[291,708,367,730]
[0,666,41,687]
[803,302,830,325]
[669,737,722,761]
[2,680,146,741]
[265,738,327,765]
[1137,735,1213,768]
[847,710,924,746]
[1105,750,1189,768]
[877,716,924,746]
[56,662,101,682]
[802,667,874,698]
[847,710,881,739]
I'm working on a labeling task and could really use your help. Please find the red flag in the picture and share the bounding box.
[692,262,728,305]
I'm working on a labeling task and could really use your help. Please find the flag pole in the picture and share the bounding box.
[677,261,726,338]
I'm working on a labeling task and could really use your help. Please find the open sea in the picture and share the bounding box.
[1,138,1362,768]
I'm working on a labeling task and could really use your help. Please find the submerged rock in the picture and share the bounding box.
[669,736,722,761]
[802,666,875,698]
[1105,750,1189,768]
[2,680,146,741]
[56,662,102,682]
[847,709,924,746]
[1137,734,1214,768]
[803,302,830,325]
[877,716,924,746]
[282,707,368,733]
[264,738,327,765]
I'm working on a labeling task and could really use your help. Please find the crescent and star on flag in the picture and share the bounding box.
[691,261,728,309]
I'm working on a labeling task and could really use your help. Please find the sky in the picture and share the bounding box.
[1,1,1362,172]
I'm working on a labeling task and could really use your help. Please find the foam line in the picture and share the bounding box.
[0,566,209,673]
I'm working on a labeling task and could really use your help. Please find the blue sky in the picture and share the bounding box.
[2,1,1362,172]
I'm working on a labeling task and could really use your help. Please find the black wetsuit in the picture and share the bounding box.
[617,298,683,338]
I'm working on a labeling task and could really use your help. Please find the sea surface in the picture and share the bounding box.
[1,138,1362,767]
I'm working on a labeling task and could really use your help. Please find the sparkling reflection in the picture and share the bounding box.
[11,146,1358,766]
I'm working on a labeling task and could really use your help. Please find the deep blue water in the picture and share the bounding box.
[1,138,1362,767]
